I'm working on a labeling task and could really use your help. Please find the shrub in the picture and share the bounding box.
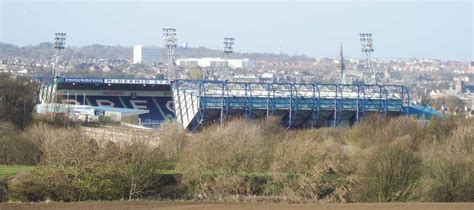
[9,126,167,202]
[348,114,387,148]
[349,116,421,149]
[158,121,189,161]
[354,137,422,202]
[7,112,472,203]
[423,121,474,202]
[0,177,9,202]
[0,123,42,165]
[177,119,270,197]
[421,116,461,144]
[9,170,48,202]
[271,135,355,202]
[117,139,166,200]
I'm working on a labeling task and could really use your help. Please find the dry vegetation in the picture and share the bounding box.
[8,124,166,201]
[2,201,474,210]
[0,115,473,203]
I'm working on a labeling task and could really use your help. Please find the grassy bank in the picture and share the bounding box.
[0,165,34,177]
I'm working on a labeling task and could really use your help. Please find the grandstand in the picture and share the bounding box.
[173,80,417,131]
[53,77,175,127]
[37,77,442,129]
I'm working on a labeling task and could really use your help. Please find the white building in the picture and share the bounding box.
[232,74,258,82]
[133,45,161,64]
[259,72,275,82]
[227,58,255,69]
[0,64,8,73]
[176,57,255,69]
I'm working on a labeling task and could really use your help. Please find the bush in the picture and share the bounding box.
[0,177,9,202]
[271,135,355,202]
[354,137,422,202]
[158,121,189,161]
[9,170,48,202]
[348,115,387,148]
[10,125,111,201]
[177,119,270,197]
[0,123,42,165]
[9,126,167,202]
[349,117,425,202]
[349,116,421,149]
[6,114,473,203]
[423,121,474,202]
[117,139,166,200]
[421,116,461,144]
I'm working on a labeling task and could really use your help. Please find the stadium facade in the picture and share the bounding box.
[173,80,413,131]
[52,77,174,127]
[37,77,442,130]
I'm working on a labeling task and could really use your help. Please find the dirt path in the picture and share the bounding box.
[1,202,473,210]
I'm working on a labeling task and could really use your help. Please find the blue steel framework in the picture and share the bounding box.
[173,80,410,131]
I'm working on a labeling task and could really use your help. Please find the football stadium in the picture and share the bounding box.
[33,30,443,130]
[36,76,441,130]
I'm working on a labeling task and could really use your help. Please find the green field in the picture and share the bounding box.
[0,165,34,177]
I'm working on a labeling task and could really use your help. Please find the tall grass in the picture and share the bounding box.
[2,116,473,203]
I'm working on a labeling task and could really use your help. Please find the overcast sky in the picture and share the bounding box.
[0,0,472,60]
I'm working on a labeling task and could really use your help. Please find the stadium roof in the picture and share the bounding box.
[57,77,171,91]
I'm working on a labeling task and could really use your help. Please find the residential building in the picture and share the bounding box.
[176,57,255,69]
[133,45,161,64]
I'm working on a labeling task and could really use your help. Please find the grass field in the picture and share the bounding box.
[1,202,473,210]
[0,165,34,177]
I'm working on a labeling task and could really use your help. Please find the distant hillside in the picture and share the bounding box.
[0,42,132,60]
[0,42,315,63]
[0,42,55,59]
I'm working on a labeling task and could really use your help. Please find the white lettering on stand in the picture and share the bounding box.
[130,100,148,110]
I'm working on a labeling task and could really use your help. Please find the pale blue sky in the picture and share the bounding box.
[1,0,472,60]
